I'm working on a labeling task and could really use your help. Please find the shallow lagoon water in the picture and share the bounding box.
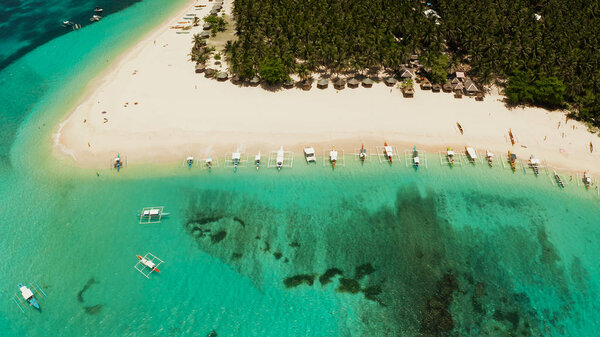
[1,1,600,336]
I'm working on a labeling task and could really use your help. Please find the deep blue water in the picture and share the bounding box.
[0,0,143,71]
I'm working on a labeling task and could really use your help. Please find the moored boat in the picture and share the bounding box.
[457,122,463,135]
[136,255,161,273]
[137,207,170,218]
[529,155,540,175]
[486,150,494,167]
[255,152,261,170]
[584,171,592,189]
[554,170,564,188]
[205,157,212,170]
[359,144,367,163]
[114,154,122,172]
[18,284,40,310]
[413,146,420,168]
[94,7,103,13]
[509,128,515,145]
[276,146,284,170]
[186,156,194,168]
[447,147,455,166]
[508,150,517,171]
[465,146,477,164]
[232,150,241,171]
[90,15,102,22]
[384,142,393,164]
[330,146,338,168]
[304,147,316,163]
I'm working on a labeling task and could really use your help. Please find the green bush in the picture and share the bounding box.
[258,58,290,84]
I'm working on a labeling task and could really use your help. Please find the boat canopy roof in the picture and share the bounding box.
[149,209,160,215]
[304,147,315,155]
[466,147,477,158]
[187,156,194,160]
[447,150,455,155]
[20,286,33,299]
[330,150,338,160]
[384,146,393,154]
[530,157,540,165]
[255,154,261,160]
[232,152,241,159]
[141,258,156,269]
[205,158,212,162]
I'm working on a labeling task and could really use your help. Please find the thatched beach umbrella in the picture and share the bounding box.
[399,67,414,79]
[203,23,212,30]
[200,31,210,39]
[204,68,216,78]
[362,78,374,88]
[209,9,219,15]
[432,84,441,92]
[454,89,463,98]
[195,63,206,73]
[442,82,453,93]
[347,78,360,88]
[384,77,397,87]
[476,92,484,101]
[283,78,295,88]
[231,75,241,84]
[249,76,261,86]
[420,79,432,90]
[216,72,228,81]
[333,78,346,90]
[402,87,414,98]
[317,78,329,89]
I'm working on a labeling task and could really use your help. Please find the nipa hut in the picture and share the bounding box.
[399,68,415,79]
[347,78,360,89]
[200,31,210,39]
[463,79,479,95]
[216,72,228,81]
[384,77,398,87]
[333,78,346,90]
[204,68,216,78]
[300,79,312,91]
[420,79,432,90]
[249,76,261,86]
[195,63,206,73]
[283,79,295,89]
[476,92,484,101]
[403,87,415,98]
[454,89,463,99]
[362,78,374,88]
[442,82,453,93]
[231,75,241,84]
[317,78,329,89]
[203,23,212,30]
[432,84,441,92]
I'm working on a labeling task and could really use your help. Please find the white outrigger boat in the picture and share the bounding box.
[90,14,102,22]
[304,147,316,163]
[186,156,194,168]
[465,147,477,164]
[384,142,393,164]
[486,150,494,167]
[330,146,338,168]
[413,146,420,168]
[255,152,261,170]
[529,155,540,175]
[13,282,46,313]
[232,150,241,172]
[137,206,170,224]
[94,7,103,13]
[205,157,213,170]
[134,253,163,278]
[276,146,285,170]
[447,147,455,167]
[113,154,123,172]
[583,171,592,189]
[359,144,367,163]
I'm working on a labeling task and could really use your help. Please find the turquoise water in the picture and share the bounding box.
[1,1,600,336]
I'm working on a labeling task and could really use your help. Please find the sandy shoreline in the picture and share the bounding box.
[53,0,599,176]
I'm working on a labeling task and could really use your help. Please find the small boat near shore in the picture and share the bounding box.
[94,7,103,13]
[232,150,241,171]
[276,146,285,170]
[90,15,102,22]
[330,146,338,168]
[486,151,494,167]
[205,157,213,170]
[509,128,515,145]
[384,142,393,164]
[359,144,367,163]
[529,155,540,175]
[413,146,420,168]
[113,154,122,172]
[554,170,565,188]
[304,147,316,163]
[447,147,454,167]
[457,122,463,135]
[465,146,477,164]
[255,152,261,170]
[134,253,164,278]
[583,171,592,189]
[18,284,40,310]
[508,151,517,171]
[186,156,194,168]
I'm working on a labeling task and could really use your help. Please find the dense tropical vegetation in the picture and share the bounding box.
[216,0,600,125]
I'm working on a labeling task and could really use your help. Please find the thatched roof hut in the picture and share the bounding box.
[464,79,479,94]
[454,89,463,98]
[420,79,432,90]
[451,77,461,85]
[300,79,312,90]
[453,82,464,91]
[317,78,329,89]
[212,4,222,10]
[249,76,261,86]
[200,31,210,39]
[204,68,216,78]
[209,9,219,15]
[476,92,484,101]
[203,23,212,30]
[384,77,398,87]
[403,87,414,98]
[362,78,374,88]
[347,78,360,88]
[195,63,206,73]
[399,68,414,78]
[333,78,346,90]
[432,84,441,92]
[442,82,453,93]
[283,78,295,88]
[231,75,241,84]
[216,72,228,81]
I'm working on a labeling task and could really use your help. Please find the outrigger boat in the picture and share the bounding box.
[330,146,338,168]
[134,253,164,278]
[205,157,213,170]
[529,155,540,175]
[384,142,393,164]
[137,207,170,219]
[583,171,592,189]
[94,7,103,13]
[447,147,455,166]
[186,156,194,168]
[413,146,420,168]
[232,150,241,172]
[136,255,161,273]
[113,154,122,172]
[276,146,285,171]
[554,170,564,188]
[509,128,515,145]
[255,152,261,170]
[465,147,477,164]
[508,151,517,171]
[304,147,316,163]
[359,144,367,163]
[90,14,102,22]
[486,151,494,167]
[590,141,594,153]
[18,284,40,310]
[457,122,463,135]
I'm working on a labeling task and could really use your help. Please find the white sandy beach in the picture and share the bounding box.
[54,0,599,175]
